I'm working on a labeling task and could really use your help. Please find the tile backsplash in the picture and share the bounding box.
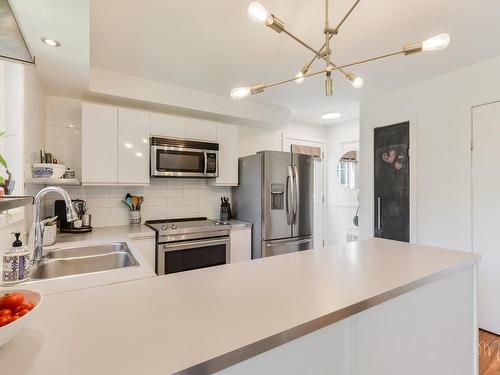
[40,96,230,226]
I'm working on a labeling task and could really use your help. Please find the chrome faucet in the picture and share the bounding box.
[32,187,78,265]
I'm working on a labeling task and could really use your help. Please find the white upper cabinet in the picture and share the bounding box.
[118,108,150,185]
[150,112,186,138]
[82,103,118,185]
[185,118,217,141]
[208,123,239,187]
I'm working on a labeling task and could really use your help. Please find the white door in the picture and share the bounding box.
[472,101,500,335]
[118,108,150,185]
[283,137,324,248]
[82,103,118,185]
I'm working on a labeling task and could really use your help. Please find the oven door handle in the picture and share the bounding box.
[203,150,208,175]
[162,238,229,252]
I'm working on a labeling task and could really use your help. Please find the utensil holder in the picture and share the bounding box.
[130,210,141,225]
[43,225,57,246]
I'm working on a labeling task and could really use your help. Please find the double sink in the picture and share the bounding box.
[30,242,139,280]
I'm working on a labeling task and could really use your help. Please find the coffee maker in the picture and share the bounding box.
[54,199,92,233]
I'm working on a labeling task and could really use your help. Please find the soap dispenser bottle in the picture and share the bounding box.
[2,232,31,284]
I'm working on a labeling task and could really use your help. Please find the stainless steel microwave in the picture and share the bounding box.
[150,137,219,177]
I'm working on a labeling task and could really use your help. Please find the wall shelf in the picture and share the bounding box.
[25,178,80,186]
[0,196,33,212]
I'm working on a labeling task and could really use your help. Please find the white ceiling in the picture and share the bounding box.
[11,0,89,98]
[11,0,500,125]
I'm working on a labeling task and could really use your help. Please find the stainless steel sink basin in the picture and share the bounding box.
[30,242,139,280]
[45,242,131,259]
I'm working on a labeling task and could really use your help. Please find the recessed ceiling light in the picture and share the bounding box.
[41,37,61,47]
[321,112,342,120]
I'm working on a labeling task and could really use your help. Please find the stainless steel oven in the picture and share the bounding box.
[150,137,219,178]
[157,236,230,275]
[146,218,231,275]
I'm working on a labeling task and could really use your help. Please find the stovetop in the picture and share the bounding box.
[145,217,230,236]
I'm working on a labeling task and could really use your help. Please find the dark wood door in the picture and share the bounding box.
[374,122,410,242]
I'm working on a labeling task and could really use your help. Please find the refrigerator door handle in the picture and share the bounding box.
[285,175,290,223]
[293,165,299,221]
[265,238,312,248]
[287,166,294,224]
[377,196,382,231]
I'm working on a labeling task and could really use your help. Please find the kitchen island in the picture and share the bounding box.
[0,239,479,374]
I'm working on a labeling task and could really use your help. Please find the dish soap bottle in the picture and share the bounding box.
[2,233,31,284]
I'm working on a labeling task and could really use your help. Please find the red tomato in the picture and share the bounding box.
[0,309,12,317]
[0,316,10,327]
[16,309,30,317]
[6,315,19,324]
[0,293,25,310]
[19,302,35,311]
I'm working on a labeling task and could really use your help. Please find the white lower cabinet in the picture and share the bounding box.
[131,237,156,273]
[230,227,251,263]
[208,123,239,187]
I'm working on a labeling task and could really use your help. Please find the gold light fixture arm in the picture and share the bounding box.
[281,29,322,56]
[332,0,361,34]
[297,0,362,80]
[266,13,322,56]
[251,47,408,95]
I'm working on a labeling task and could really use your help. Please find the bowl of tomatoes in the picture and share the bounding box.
[0,290,42,347]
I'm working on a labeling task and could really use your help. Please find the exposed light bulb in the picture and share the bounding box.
[346,73,364,89]
[321,112,342,120]
[422,33,450,51]
[248,2,270,24]
[231,87,251,100]
[352,76,364,88]
[295,72,305,84]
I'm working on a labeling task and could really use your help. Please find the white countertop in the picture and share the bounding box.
[226,219,252,230]
[51,224,156,243]
[0,225,156,296]
[0,239,479,374]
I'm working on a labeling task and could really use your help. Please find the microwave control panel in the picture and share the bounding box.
[206,153,217,174]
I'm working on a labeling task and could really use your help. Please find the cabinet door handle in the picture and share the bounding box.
[377,196,381,231]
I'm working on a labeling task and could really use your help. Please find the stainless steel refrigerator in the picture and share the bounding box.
[232,151,314,258]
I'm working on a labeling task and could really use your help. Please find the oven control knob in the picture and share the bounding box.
[161,224,167,230]
[170,224,177,230]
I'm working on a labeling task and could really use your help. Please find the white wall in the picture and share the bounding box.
[325,121,359,246]
[90,67,291,128]
[359,55,500,251]
[238,121,327,157]
[238,125,282,157]
[0,63,44,250]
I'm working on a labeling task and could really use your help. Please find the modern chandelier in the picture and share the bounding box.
[230,0,450,100]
